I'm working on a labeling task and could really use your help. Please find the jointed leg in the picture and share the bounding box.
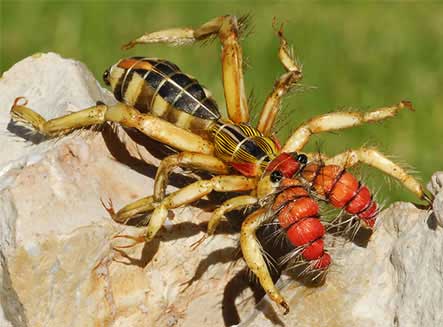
[109,153,229,224]
[190,194,258,250]
[113,175,256,248]
[325,147,431,202]
[154,152,229,201]
[257,23,303,136]
[282,101,414,153]
[207,195,258,235]
[241,208,289,314]
[102,196,157,224]
[10,98,214,154]
[122,15,249,124]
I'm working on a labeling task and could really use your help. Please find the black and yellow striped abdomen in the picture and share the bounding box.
[104,57,280,176]
[105,57,220,134]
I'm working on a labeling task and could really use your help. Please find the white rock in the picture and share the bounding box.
[428,172,443,226]
[0,53,442,327]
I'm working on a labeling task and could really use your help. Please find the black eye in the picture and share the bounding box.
[297,154,308,165]
[103,69,110,85]
[270,170,283,183]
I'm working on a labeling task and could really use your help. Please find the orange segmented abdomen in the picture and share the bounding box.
[274,185,331,270]
[302,163,378,228]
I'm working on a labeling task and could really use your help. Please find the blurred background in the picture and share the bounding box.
[1,1,442,205]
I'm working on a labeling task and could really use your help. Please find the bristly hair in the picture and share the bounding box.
[269,80,313,138]
[197,14,253,48]
[285,256,329,282]
[238,13,254,41]
[261,221,288,251]
[326,212,362,241]
[242,54,252,73]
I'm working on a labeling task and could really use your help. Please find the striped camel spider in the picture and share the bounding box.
[10,15,431,313]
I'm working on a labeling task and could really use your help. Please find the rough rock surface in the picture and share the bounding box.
[0,53,442,327]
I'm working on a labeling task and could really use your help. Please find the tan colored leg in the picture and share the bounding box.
[241,208,289,314]
[10,98,213,154]
[257,24,302,136]
[154,152,229,201]
[102,196,157,224]
[122,15,249,124]
[207,195,258,235]
[282,101,414,153]
[190,194,258,250]
[325,147,430,201]
[113,175,256,248]
[109,153,228,225]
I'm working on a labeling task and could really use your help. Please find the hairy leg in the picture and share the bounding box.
[257,23,302,136]
[240,208,289,314]
[113,175,256,248]
[10,98,214,154]
[282,101,413,153]
[207,195,258,235]
[325,147,431,202]
[154,152,229,201]
[122,15,250,124]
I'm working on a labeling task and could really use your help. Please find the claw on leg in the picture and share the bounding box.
[12,96,28,107]
[112,233,145,249]
[100,197,116,220]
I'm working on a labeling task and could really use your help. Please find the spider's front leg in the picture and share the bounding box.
[10,98,213,154]
[240,208,290,314]
[282,101,414,153]
[113,175,256,248]
[325,147,432,203]
[122,15,249,124]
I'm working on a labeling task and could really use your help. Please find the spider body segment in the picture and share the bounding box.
[9,15,431,314]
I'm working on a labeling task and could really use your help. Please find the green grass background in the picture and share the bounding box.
[1,1,442,205]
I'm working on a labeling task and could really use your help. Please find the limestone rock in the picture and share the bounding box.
[0,53,442,327]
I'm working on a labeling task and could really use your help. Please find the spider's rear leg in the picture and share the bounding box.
[112,175,256,249]
[109,152,229,235]
[10,98,214,154]
[257,23,303,136]
[282,101,414,153]
[122,15,250,124]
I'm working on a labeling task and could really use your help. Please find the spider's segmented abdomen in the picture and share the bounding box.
[272,185,331,269]
[301,163,378,228]
[107,57,221,133]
